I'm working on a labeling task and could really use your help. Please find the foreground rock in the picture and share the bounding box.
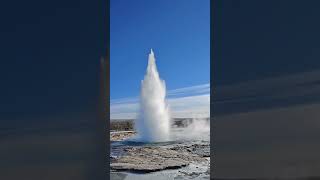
[111,145,209,173]
[169,143,210,157]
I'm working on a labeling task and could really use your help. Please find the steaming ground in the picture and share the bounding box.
[122,120,209,144]
[170,119,210,141]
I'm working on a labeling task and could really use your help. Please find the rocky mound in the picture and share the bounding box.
[111,144,209,173]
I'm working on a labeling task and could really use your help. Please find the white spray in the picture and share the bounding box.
[135,49,170,142]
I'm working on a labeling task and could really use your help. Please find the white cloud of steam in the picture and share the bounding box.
[110,83,210,119]
[170,118,210,141]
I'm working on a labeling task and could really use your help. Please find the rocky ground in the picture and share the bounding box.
[110,131,210,179]
[110,131,136,141]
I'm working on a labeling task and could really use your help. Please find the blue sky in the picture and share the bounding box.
[110,0,210,119]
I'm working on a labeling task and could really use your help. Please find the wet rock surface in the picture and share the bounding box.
[111,139,209,173]
[111,146,206,172]
[110,130,210,179]
[168,143,210,157]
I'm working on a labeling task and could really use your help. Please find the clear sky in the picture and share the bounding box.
[110,0,210,119]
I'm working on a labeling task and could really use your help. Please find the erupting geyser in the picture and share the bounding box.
[135,49,170,142]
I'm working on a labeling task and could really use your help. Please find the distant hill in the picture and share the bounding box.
[110,119,133,131]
